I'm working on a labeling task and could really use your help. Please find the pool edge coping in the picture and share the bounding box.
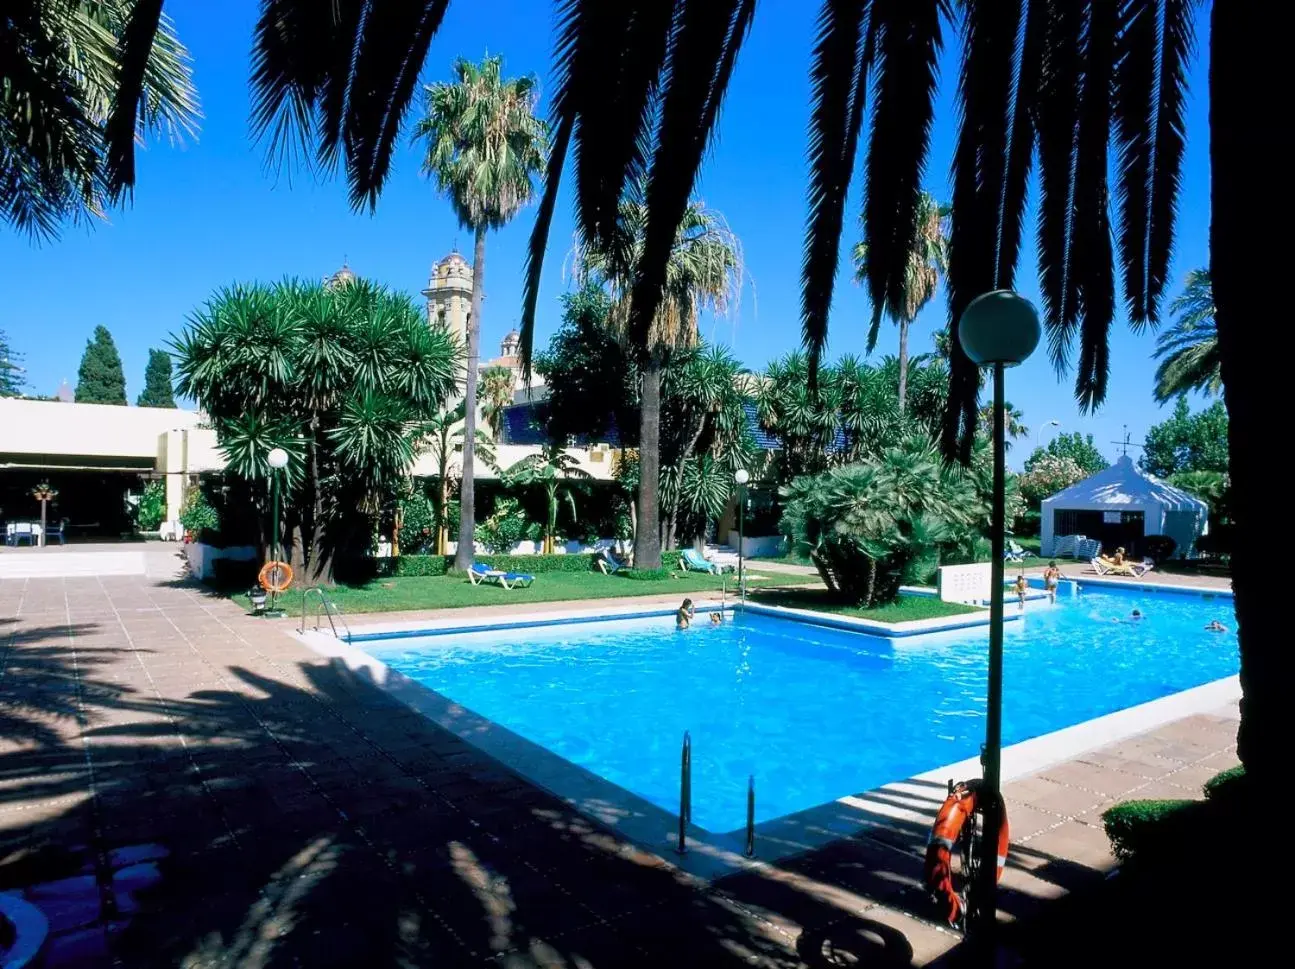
[294,593,1240,884]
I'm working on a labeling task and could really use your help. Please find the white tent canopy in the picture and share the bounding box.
[1040,456,1208,558]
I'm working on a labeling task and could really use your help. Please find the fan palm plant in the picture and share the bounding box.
[478,365,517,438]
[413,54,547,570]
[575,194,742,569]
[853,193,949,412]
[1153,269,1219,403]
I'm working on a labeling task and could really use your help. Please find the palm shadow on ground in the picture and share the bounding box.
[2,607,1258,967]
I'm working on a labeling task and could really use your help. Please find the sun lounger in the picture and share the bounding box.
[1130,558,1156,577]
[679,548,723,575]
[1005,541,1026,563]
[1091,557,1136,577]
[468,562,534,589]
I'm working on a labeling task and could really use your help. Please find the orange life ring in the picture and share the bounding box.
[922,779,1010,927]
[258,560,293,593]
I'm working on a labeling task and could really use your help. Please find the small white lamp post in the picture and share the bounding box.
[958,291,1040,941]
[734,469,750,603]
[266,448,289,615]
[1035,419,1060,448]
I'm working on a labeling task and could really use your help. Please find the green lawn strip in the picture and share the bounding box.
[235,568,814,617]
[748,588,980,622]
[749,553,815,567]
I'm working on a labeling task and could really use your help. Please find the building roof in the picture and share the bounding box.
[1040,455,1208,514]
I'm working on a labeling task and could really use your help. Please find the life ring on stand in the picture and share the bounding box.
[922,779,1009,927]
[258,560,294,593]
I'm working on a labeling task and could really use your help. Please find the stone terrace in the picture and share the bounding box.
[0,566,1238,967]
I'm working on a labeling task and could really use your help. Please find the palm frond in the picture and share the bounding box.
[995,0,1044,287]
[943,0,1022,459]
[520,113,573,382]
[1072,0,1119,409]
[802,0,873,383]
[861,0,946,327]
[103,0,165,197]
[1113,0,1155,322]
[1145,0,1196,325]
[626,0,755,352]
[1034,0,1084,375]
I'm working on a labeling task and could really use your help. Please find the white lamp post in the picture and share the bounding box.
[734,469,750,603]
[958,291,1040,941]
[1035,419,1060,448]
[266,448,289,616]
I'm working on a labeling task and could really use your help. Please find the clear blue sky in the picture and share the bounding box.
[1,0,1215,468]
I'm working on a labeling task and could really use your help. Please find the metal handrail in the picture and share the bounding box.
[300,587,351,641]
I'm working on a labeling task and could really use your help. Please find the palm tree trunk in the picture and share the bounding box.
[454,224,487,570]
[897,317,910,414]
[635,360,663,570]
[1212,3,1282,796]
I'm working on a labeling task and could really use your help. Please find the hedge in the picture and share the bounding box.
[1203,764,1246,801]
[373,552,601,578]
[1101,799,1200,861]
[619,567,674,581]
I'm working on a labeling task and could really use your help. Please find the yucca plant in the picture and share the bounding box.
[172,279,459,583]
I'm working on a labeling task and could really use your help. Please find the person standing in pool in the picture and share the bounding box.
[1043,561,1062,602]
[676,599,695,629]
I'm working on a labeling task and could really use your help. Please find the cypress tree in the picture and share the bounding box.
[137,348,176,407]
[0,328,24,397]
[75,326,127,405]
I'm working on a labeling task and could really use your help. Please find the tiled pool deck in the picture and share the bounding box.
[1,568,1239,967]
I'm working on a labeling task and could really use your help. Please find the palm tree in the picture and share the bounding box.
[852,193,949,412]
[421,403,498,556]
[414,55,546,570]
[478,365,517,438]
[2,0,199,238]
[977,401,1028,449]
[503,444,592,555]
[1153,269,1219,403]
[575,194,742,569]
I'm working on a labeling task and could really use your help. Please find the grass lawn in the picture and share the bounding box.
[239,568,816,617]
[748,587,981,622]
[751,552,815,567]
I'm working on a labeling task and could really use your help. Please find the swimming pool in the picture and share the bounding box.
[363,585,1237,832]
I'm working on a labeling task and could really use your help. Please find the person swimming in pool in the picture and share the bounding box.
[1205,619,1227,632]
[709,611,723,626]
[676,598,695,629]
[1114,608,1145,623]
[1043,561,1062,602]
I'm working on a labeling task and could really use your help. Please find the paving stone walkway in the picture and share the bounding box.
[0,572,1238,967]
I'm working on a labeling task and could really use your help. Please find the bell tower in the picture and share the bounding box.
[421,251,473,346]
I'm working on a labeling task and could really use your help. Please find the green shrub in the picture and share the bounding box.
[1101,799,1199,861]
[1203,765,1245,800]
[393,555,451,577]
[474,496,531,554]
[398,495,438,555]
[619,567,674,581]
[179,486,219,537]
[133,480,167,531]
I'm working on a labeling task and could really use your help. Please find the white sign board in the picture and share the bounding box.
[1103,511,1122,524]
[938,563,992,604]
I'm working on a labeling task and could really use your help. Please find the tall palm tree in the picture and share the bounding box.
[414,55,546,570]
[1,0,199,238]
[1153,269,1219,403]
[576,195,742,569]
[852,193,948,412]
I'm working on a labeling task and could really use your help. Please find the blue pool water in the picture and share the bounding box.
[366,586,1237,831]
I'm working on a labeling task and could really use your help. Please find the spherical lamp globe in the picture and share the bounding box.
[267,448,289,470]
[734,469,750,486]
[957,290,1041,367]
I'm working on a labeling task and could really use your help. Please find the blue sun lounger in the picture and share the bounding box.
[468,562,535,590]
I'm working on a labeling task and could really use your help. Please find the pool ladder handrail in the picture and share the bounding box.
[299,586,351,641]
